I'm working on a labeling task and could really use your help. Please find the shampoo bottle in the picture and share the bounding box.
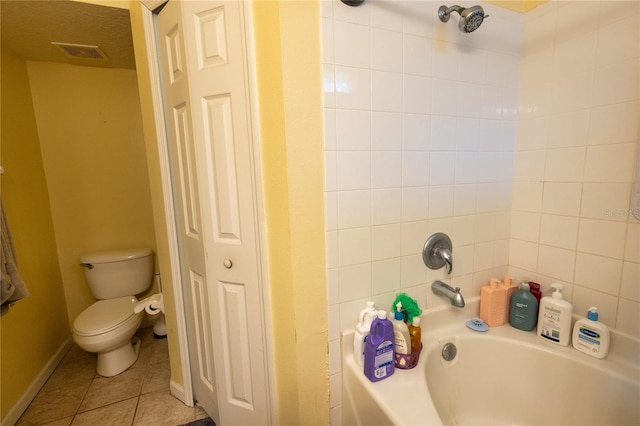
[364,310,395,382]
[501,275,519,324]
[480,278,507,327]
[353,301,378,365]
[537,283,573,346]
[509,282,538,331]
[392,302,411,356]
[572,307,610,359]
[408,316,422,354]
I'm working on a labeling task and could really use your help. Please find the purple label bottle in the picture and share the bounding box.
[363,310,395,382]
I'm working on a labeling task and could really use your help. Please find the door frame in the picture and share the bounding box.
[138,2,275,419]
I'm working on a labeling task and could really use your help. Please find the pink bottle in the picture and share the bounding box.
[480,278,507,327]
[363,310,395,382]
[501,275,519,324]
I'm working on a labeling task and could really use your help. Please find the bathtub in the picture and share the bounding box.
[342,299,640,425]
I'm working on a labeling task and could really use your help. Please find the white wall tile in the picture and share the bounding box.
[339,263,372,302]
[584,142,637,183]
[592,59,639,107]
[544,147,585,182]
[338,227,371,266]
[371,150,402,188]
[596,15,639,68]
[370,0,403,31]
[539,214,578,250]
[337,151,371,190]
[372,224,401,261]
[402,114,430,150]
[546,110,589,148]
[336,109,371,150]
[371,188,402,225]
[371,112,402,150]
[401,219,428,256]
[372,71,403,112]
[511,210,541,242]
[581,183,632,222]
[574,253,623,296]
[577,218,627,259]
[428,185,454,219]
[402,151,429,186]
[403,75,431,114]
[616,298,640,338]
[588,101,638,146]
[334,21,370,68]
[403,34,432,76]
[335,66,371,110]
[371,258,401,296]
[620,261,640,302]
[537,245,576,282]
[372,28,403,73]
[401,186,429,222]
[541,182,582,216]
[572,286,618,329]
[624,223,639,263]
[337,190,371,229]
[429,151,455,185]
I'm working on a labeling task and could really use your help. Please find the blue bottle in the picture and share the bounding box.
[364,310,395,382]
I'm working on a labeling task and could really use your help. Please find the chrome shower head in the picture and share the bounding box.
[438,4,488,33]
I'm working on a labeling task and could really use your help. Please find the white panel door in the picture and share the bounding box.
[155,1,269,424]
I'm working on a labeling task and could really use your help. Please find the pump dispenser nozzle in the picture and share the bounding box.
[551,283,564,299]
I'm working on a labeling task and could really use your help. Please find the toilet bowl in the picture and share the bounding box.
[73,296,144,377]
[72,248,154,377]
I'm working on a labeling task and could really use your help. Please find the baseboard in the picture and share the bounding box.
[1,336,73,426]
[170,379,192,407]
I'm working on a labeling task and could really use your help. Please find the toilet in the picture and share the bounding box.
[73,248,154,377]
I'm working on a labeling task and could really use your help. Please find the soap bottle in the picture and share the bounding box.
[392,302,411,356]
[408,316,421,354]
[536,283,573,346]
[364,310,395,382]
[572,307,610,359]
[509,282,538,331]
[501,275,519,324]
[480,278,507,327]
[353,301,378,365]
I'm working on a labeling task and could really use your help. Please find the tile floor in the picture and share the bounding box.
[17,327,209,425]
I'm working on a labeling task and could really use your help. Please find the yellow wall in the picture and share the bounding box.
[486,0,547,12]
[0,47,70,420]
[252,1,329,423]
[26,62,158,325]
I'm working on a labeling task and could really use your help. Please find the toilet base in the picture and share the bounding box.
[96,336,141,377]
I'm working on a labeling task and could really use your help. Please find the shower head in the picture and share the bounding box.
[438,4,488,33]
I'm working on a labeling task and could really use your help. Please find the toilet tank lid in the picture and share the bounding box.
[80,248,152,264]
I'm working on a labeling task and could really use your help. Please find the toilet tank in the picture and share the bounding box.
[80,248,154,300]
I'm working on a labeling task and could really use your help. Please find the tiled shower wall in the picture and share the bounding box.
[322,0,639,423]
[511,1,639,334]
[321,0,522,421]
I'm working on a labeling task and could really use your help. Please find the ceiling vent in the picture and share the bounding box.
[51,42,109,60]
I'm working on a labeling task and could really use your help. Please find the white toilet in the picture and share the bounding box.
[73,248,154,377]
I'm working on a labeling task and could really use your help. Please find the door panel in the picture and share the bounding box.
[156,1,269,424]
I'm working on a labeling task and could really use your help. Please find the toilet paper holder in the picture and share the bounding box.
[134,293,164,315]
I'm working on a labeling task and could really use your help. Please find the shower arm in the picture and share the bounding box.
[438,5,465,22]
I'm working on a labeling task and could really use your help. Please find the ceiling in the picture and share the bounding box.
[1,0,136,69]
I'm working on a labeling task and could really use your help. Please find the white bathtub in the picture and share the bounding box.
[342,300,640,425]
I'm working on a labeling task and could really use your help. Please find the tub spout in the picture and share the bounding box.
[432,280,465,308]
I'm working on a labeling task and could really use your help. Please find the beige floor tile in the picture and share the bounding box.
[78,367,145,413]
[17,380,91,425]
[141,361,171,395]
[133,391,204,425]
[71,397,137,425]
[44,349,96,390]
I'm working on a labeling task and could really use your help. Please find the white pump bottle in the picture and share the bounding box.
[353,301,378,365]
[536,283,573,346]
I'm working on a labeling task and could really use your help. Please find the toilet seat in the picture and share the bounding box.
[73,296,138,336]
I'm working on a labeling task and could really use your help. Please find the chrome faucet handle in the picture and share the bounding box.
[423,233,453,275]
